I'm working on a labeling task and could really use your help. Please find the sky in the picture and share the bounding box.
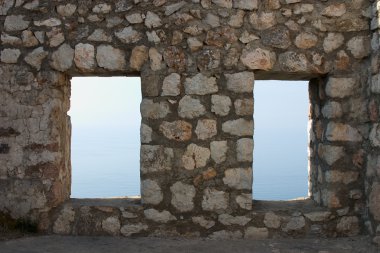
[68,77,309,200]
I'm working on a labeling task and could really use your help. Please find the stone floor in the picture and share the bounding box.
[0,235,378,253]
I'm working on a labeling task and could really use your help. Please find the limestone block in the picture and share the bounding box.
[249,12,276,30]
[211,95,232,116]
[96,45,126,71]
[53,206,75,234]
[236,193,252,210]
[336,216,359,236]
[161,73,181,96]
[145,11,162,28]
[212,0,232,8]
[325,77,355,98]
[234,98,253,116]
[322,3,346,17]
[141,179,163,205]
[304,211,332,222]
[57,4,77,16]
[369,182,380,221]
[92,3,111,13]
[0,0,14,15]
[164,1,186,16]
[178,96,206,119]
[140,124,152,143]
[126,13,144,24]
[130,45,148,71]
[120,223,148,236]
[264,212,281,229]
[102,217,121,235]
[1,48,21,63]
[195,119,217,140]
[240,48,275,70]
[144,209,176,223]
[192,216,215,229]
[295,33,318,49]
[282,216,306,233]
[4,15,29,31]
[223,168,252,190]
[233,0,258,10]
[50,44,74,71]
[261,27,291,49]
[236,138,253,162]
[210,141,228,163]
[225,71,254,93]
[325,123,362,142]
[141,99,170,119]
[325,170,359,184]
[321,101,343,119]
[182,144,210,170]
[74,43,95,71]
[185,73,218,95]
[170,182,196,212]
[149,48,163,71]
[318,144,344,165]
[278,52,308,72]
[160,121,192,141]
[323,33,345,53]
[140,145,173,174]
[24,47,48,70]
[347,36,370,59]
[222,119,253,136]
[202,188,229,212]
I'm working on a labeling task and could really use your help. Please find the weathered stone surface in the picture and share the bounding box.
[24,47,48,70]
[205,13,220,28]
[210,141,228,164]
[178,96,206,119]
[325,123,362,142]
[161,73,181,96]
[202,188,228,212]
[240,48,275,70]
[369,182,380,221]
[0,0,14,15]
[92,3,111,13]
[336,216,359,236]
[318,144,345,165]
[322,3,346,17]
[264,212,281,228]
[225,72,254,93]
[140,145,173,174]
[120,223,148,236]
[50,44,74,71]
[145,11,162,28]
[149,48,163,71]
[34,18,61,27]
[211,95,232,116]
[236,138,253,162]
[57,4,77,17]
[295,33,318,49]
[323,33,345,53]
[53,206,75,234]
[144,209,176,223]
[249,12,276,30]
[223,168,252,190]
[163,46,186,72]
[130,45,148,71]
[182,144,210,170]
[0,48,20,63]
[192,216,215,229]
[222,119,253,136]
[262,27,291,49]
[185,73,218,95]
[96,45,126,71]
[160,121,192,141]
[234,99,253,116]
[245,227,269,239]
[278,52,308,72]
[236,193,252,210]
[228,10,245,28]
[141,99,170,119]
[89,29,112,42]
[325,77,355,98]
[21,30,38,47]
[283,216,306,232]
[102,217,121,235]
[115,27,142,44]
[325,170,359,184]
[126,13,144,24]
[4,15,29,31]
[347,36,370,59]
[304,212,331,222]
[321,101,343,119]
[170,182,196,212]
[1,33,22,45]
[74,43,95,71]
[141,179,163,205]
[141,124,152,143]
[195,119,217,140]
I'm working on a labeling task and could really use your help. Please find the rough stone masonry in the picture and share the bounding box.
[0,0,380,245]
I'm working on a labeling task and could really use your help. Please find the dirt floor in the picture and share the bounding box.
[0,235,378,253]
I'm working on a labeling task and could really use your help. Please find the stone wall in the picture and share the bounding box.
[0,0,378,243]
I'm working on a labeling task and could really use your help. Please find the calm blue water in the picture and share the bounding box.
[70,79,309,200]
